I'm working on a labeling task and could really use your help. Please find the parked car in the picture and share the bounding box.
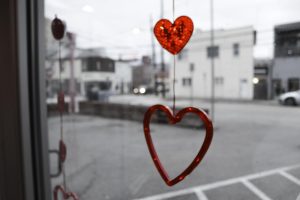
[278,90,300,106]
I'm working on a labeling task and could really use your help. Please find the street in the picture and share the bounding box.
[48,100,300,200]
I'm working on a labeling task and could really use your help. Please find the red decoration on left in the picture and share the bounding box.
[51,16,78,200]
[154,16,194,55]
[51,16,66,40]
[53,185,79,200]
[59,140,67,163]
[58,92,65,113]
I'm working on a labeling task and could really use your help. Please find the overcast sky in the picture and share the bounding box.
[45,0,300,60]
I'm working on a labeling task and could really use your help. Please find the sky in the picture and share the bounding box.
[45,0,300,60]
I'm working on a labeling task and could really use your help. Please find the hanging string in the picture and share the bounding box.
[173,0,175,22]
[172,56,176,114]
[51,16,79,199]
[172,0,176,114]
[58,41,63,140]
[58,40,67,190]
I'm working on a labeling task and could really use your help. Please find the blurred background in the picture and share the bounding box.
[45,0,300,199]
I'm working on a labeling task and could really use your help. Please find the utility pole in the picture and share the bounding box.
[69,33,76,113]
[150,15,158,96]
[210,0,215,122]
[150,15,157,69]
[160,0,166,98]
[190,63,194,106]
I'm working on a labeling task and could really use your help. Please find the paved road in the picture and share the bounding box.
[48,101,300,200]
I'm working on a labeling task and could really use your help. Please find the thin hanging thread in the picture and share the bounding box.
[172,0,176,114]
[58,40,67,190]
[58,41,63,140]
[173,56,176,114]
[173,0,175,22]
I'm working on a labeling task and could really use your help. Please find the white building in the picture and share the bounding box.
[170,26,256,100]
[47,49,133,101]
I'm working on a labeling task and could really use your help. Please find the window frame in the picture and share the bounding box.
[0,0,52,199]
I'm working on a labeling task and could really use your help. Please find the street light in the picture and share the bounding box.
[253,77,259,84]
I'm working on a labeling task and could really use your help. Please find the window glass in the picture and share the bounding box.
[215,77,224,85]
[182,78,192,86]
[233,43,240,56]
[207,46,219,58]
[44,1,300,200]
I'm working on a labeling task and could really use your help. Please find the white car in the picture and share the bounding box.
[279,90,300,106]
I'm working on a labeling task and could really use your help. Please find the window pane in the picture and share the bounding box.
[44,1,300,200]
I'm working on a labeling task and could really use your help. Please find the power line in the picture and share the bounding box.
[74,31,274,50]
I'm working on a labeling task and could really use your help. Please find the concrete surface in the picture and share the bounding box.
[48,99,300,200]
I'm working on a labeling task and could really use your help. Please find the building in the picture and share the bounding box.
[48,49,133,99]
[46,48,133,107]
[171,26,256,100]
[253,59,272,100]
[80,52,133,99]
[272,22,300,97]
[45,18,134,104]
[132,56,154,89]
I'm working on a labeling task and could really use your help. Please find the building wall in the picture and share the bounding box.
[115,61,133,94]
[272,22,300,96]
[170,26,255,100]
[49,58,133,97]
[273,57,300,91]
[132,64,154,88]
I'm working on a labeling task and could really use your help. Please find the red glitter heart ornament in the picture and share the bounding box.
[143,105,213,186]
[154,16,194,55]
[53,185,79,200]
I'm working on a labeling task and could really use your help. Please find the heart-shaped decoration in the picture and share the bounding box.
[53,185,79,200]
[51,17,66,40]
[154,16,194,55]
[57,92,65,113]
[59,140,67,163]
[143,105,213,186]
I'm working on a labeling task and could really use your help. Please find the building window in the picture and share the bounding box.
[82,57,115,72]
[240,78,248,83]
[82,60,87,71]
[288,78,300,92]
[254,67,268,76]
[86,58,98,71]
[190,63,195,72]
[182,78,192,86]
[275,25,300,57]
[215,77,224,85]
[233,43,240,56]
[101,59,115,72]
[96,61,101,70]
[178,49,188,60]
[207,46,219,58]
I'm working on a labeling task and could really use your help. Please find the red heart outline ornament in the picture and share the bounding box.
[143,105,213,186]
[53,185,79,200]
[154,16,194,55]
